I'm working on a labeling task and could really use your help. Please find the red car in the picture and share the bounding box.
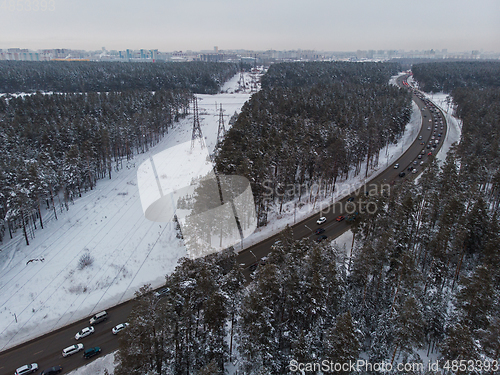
[428,152,432,156]
[336,216,345,222]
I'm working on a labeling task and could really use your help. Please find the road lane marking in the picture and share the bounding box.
[34,350,44,355]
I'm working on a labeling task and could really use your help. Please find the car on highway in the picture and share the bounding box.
[412,168,417,174]
[83,346,101,359]
[154,288,170,298]
[112,323,130,335]
[347,196,355,202]
[418,135,422,140]
[393,163,399,169]
[316,216,326,225]
[314,228,325,235]
[347,212,359,222]
[15,364,38,375]
[427,127,431,130]
[420,161,424,165]
[428,152,432,156]
[249,257,267,274]
[89,311,108,325]
[336,215,345,222]
[62,343,84,357]
[316,235,328,242]
[41,366,63,375]
[399,172,406,177]
[418,155,422,159]
[75,326,95,340]
[249,262,258,273]
[413,160,418,165]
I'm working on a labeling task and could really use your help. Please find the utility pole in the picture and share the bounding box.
[191,96,204,150]
[216,103,226,147]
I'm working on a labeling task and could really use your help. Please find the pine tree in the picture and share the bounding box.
[324,311,361,373]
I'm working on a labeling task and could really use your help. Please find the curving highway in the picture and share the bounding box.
[0,73,448,375]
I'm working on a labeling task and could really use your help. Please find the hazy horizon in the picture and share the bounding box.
[0,0,499,52]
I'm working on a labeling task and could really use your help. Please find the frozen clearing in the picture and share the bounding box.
[0,72,255,350]
[0,71,426,352]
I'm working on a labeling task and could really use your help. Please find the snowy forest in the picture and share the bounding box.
[0,61,239,245]
[215,62,412,226]
[112,61,500,374]
[0,61,239,93]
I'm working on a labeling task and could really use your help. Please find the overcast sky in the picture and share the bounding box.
[1,0,499,52]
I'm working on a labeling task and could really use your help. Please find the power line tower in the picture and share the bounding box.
[191,96,204,149]
[239,67,246,92]
[217,103,226,146]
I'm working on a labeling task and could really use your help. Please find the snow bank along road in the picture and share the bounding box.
[0,74,449,375]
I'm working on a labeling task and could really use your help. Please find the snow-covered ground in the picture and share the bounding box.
[0,72,256,351]
[0,70,425,354]
[67,352,115,375]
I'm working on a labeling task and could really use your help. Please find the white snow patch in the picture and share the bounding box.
[67,352,115,374]
[0,71,258,351]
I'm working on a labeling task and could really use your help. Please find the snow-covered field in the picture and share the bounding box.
[0,72,256,351]
[67,352,115,375]
[0,70,436,356]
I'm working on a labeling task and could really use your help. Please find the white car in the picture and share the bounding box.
[75,326,95,340]
[412,168,417,174]
[15,364,38,375]
[316,217,327,225]
[393,163,399,169]
[62,343,84,357]
[418,135,422,140]
[112,322,130,335]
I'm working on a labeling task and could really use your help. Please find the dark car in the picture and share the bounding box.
[399,172,406,177]
[347,212,359,222]
[41,366,63,375]
[249,263,258,273]
[83,347,101,359]
[316,235,328,242]
[315,228,325,235]
[249,257,267,274]
[347,196,355,202]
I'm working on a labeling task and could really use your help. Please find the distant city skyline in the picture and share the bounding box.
[0,0,499,52]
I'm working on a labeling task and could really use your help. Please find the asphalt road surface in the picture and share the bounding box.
[0,74,448,375]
